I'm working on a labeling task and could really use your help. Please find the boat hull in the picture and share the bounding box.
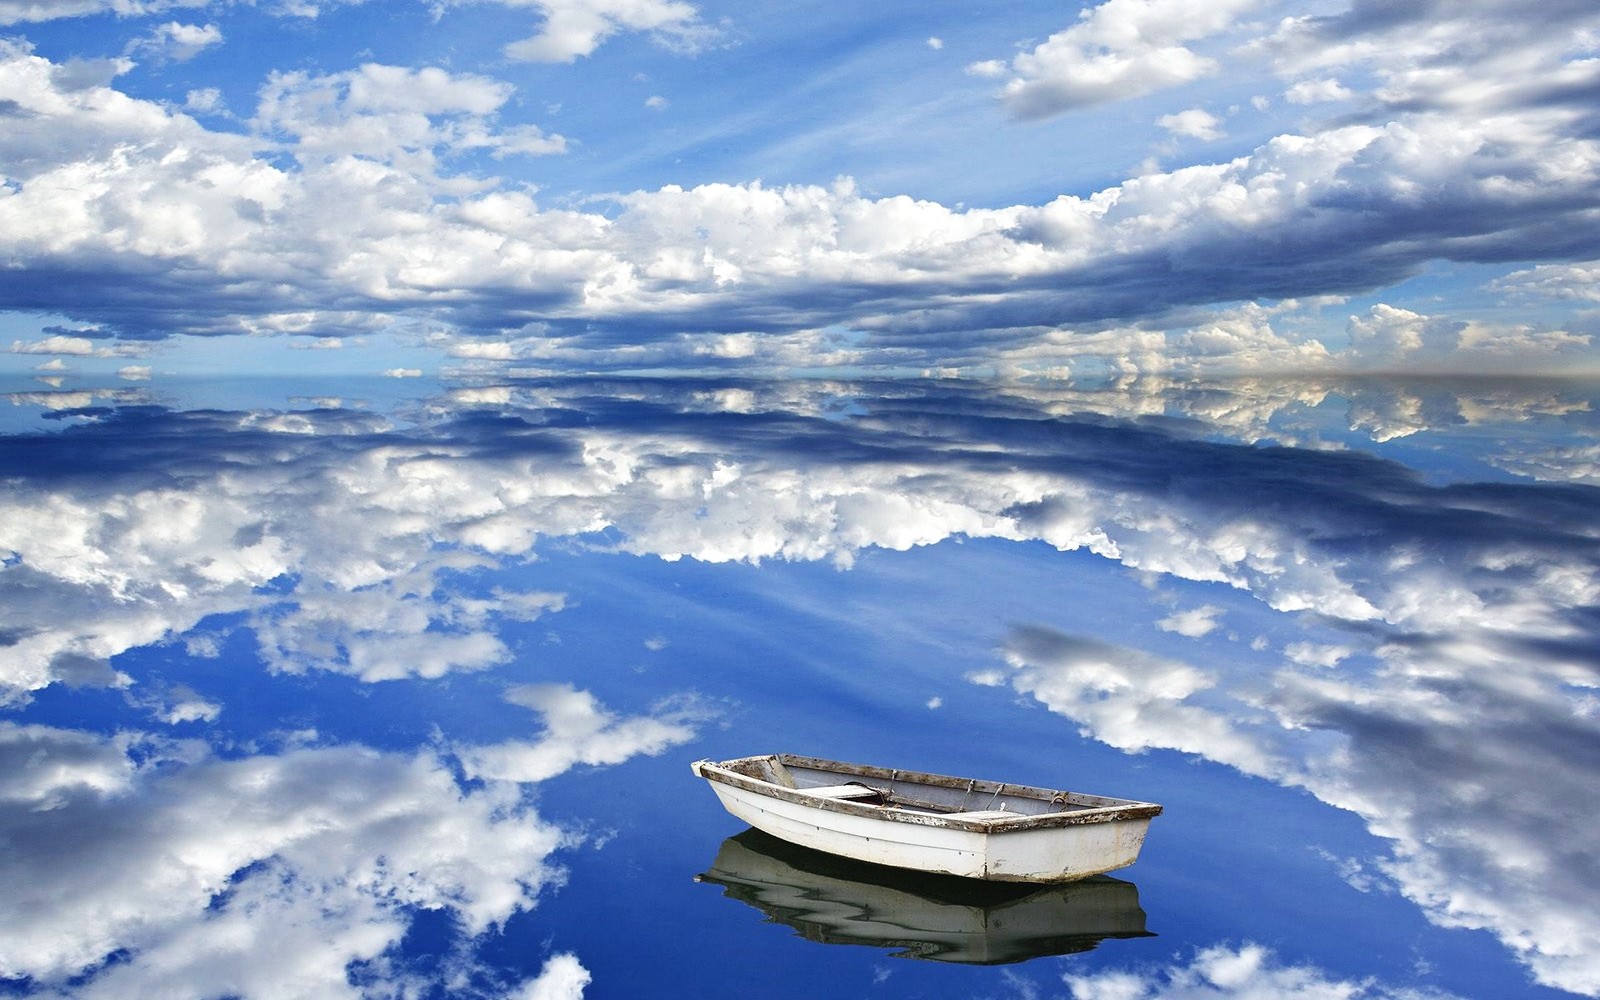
[694,755,1159,883]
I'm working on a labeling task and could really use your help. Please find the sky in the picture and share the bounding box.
[1,0,1599,379]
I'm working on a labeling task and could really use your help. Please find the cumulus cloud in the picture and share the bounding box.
[0,0,363,22]
[1063,942,1467,999]
[487,0,711,63]
[0,722,568,995]
[10,333,144,358]
[0,27,1598,373]
[1156,604,1223,637]
[254,556,565,682]
[1284,641,1352,669]
[183,86,226,114]
[0,723,136,806]
[1342,303,1593,374]
[127,21,223,62]
[11,334,97,355]
[5,375,1596,702]
[458,683,710,783]
[1493,262,1600,303]
[1285,77,1352,105]
[254,63,568,176]
[974,0,1264,119]
[1266,0,1600,117]
[994,602,1600,997]
[993,628,1273,774]
[2,386,149,411]
[133,683,223,723]
[450,340,520,360]
[0,0,205,24]
[1156,108,1223,141]
[512,953,592,1000]
[1,377,1596,990]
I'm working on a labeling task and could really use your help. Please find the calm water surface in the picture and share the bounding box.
[1,375,1596,999]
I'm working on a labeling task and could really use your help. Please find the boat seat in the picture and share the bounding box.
[946,809,1014,820]
[793,784,882,800]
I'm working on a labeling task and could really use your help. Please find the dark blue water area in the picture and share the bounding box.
[2,376,1596,999]
[494,542,1559,1000]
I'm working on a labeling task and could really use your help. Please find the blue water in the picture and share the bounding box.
[1,375,1596,999]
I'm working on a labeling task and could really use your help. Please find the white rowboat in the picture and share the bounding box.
[691,754,1162,883]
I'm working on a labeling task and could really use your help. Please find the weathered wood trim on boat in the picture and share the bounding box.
[693,755,1162,834]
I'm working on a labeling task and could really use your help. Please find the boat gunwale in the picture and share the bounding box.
[693,755,1163,834]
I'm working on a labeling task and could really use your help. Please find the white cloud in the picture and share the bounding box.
[0,723,567,994]
[253,555,564,682]
[976,0,1264,119]
[0,723,135,806]
[493,0,709,63]
[512,953,592,1000]
[1156,108,1223,141]
[184,86,225,114]
[0,376,1595,990]
[1493,261,1600,303]
[0,0,206,25]
[254,64,568,176]
[1063,942,1467,999]
[1343,304,1592,375]
[926,37,943,51]
[2,387,146,411]
[997,628,1274,774]
[1285,78,1353,105]
[1284,641,1352,668]
[10,333,143,358]
[288,336,344,350]
[1267,2,1599,121]
[142,684,223,723]
[4,370,1580,701]
[128,21,223,62]
[996,613,1600,994]
[458,683,709,783]
[1458,321,1593,363]
[1157,604,1223,637]
[0,35,1597,374]
[12,334,95,355]
[450,341,519,360]
[1348,304,1436,358]
[118,365,151,380]
[0,0,364,21]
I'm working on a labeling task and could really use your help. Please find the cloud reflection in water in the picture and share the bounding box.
[0,374,1595,997]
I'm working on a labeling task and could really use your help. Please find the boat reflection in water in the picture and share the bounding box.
[696,829,1154,964]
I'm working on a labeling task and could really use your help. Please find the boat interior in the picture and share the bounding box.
[719,754,1131,819]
